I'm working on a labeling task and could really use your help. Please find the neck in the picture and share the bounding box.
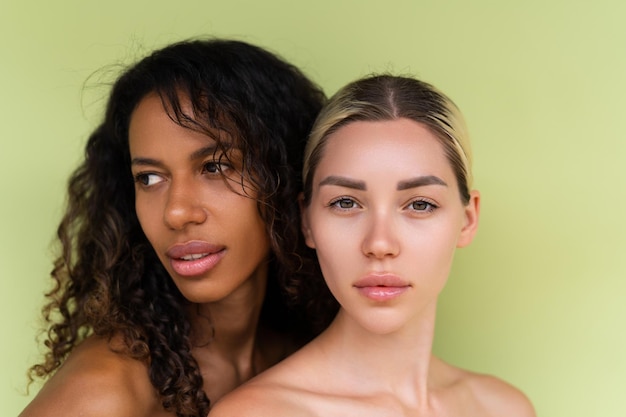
[318,301,438,406]
[188,265,269,380]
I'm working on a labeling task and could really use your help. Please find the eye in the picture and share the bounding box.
[329,197,361,210]
[202,160,233,175]
[134,173,164,187]
[406,199,438,213]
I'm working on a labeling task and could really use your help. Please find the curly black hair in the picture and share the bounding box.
[29,38,338,417]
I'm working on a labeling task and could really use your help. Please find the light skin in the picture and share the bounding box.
[20,93,284,417]
[209,118,535,417]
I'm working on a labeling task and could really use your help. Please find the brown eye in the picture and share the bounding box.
[134,173,163,187]
[202,161,232,175]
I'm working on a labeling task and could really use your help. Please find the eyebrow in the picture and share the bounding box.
[396,175,448,190]
[189,145,222,161]
[317,174,448,191]
[319,176,367,190]
[131,145,234,167]
[130,156,163,168]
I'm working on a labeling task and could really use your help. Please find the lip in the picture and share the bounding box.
[353,274,411,302]
[166,241,226,277]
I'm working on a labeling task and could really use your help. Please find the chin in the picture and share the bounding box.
[172,281,228,304]
[349,310,411,335]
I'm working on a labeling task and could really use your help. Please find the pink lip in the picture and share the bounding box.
[166,241,226,277]
[353,274,410,302]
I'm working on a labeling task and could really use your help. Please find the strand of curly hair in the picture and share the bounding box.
[27,39,338,417]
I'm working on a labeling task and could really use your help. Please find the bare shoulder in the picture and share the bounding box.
[210,381,311,417]
[210,359,320,417]
[19,336,161,417]
[430,357,535,417]
[465,372,536,417]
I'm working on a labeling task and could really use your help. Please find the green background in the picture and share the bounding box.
[2,1,625,415]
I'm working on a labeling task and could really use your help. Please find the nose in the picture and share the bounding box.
[163,180,208,230]
[361,210,400,259]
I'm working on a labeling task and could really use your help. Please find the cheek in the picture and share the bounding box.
[308,212,355,254]
[134,196,161,240]
[314,249,347,303]
[309,220,359,290]
[134,198,147,229]
[228,193,265,228]
[410,223,462,278]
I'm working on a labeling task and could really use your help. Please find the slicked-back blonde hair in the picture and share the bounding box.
[302,74,473,205]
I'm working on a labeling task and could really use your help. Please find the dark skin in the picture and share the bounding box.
[20,93,293,417]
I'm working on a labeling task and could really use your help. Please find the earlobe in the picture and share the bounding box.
[457,190,480,248]
[298,193,316,249]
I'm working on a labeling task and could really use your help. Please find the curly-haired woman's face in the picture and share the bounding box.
[129,93,270,304]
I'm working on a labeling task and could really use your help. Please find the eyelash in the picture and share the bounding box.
[326,197,439,214]
[134,172,163,187]
[405,198,438,213]
[328,196,361,211]
[202,160,233,175]
[133,159,234,189]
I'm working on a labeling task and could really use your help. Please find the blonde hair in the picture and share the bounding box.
[302,74,472,205]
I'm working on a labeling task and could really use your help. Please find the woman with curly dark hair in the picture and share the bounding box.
[20,38,338,417]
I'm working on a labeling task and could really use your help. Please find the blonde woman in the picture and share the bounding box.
[210,75,535,416]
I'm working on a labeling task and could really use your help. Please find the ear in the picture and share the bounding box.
[457,190,480,248]
[298,193,316,249]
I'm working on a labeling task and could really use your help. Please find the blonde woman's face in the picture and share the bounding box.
[301,118,479,335]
